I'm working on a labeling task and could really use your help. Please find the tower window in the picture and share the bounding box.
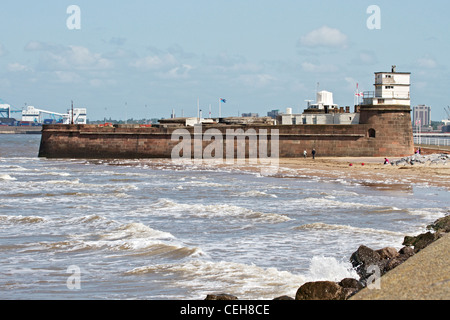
[368,128,376,138]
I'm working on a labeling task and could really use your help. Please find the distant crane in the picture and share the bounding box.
[443,106,450,126]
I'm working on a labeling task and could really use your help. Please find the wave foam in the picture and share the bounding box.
[295,222,404,236]
[126,259,305,300]
[0,215,45,224]
[0,174,16,181]
[153,198,290,223]
[305,256,358,282]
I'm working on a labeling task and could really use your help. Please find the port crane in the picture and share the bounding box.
[443,106,450,126]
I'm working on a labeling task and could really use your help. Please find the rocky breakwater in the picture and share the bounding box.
[391,153,449,166]
[295,215,450,300]
[204,215,450,300]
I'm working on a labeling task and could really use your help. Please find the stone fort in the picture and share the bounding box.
[39,66,414,159]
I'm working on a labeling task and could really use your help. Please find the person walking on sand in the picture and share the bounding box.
[312,149,316,160]
[303,150,307,158]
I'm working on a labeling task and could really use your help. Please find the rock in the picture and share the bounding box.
[398,246,415,257]
[273,295,294,300]
[205,293,238,300]
[427,215,450,233]
[338,278,364,291]
[350,245,386,282]
[384,247,415,272]
[338,278,364,299]
[403,232,440,252]
[295,281,347,300]
[376,247,399,260]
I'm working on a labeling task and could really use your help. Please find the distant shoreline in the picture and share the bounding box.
[0,127,42,134]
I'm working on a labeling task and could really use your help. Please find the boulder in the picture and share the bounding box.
[376,247,399,260]
[350,245,387,282]
[273,295,294,300]
[295,281,347,300]
[205,293,238,300]
[338,278,364,291]
[427,215,450,233]
[403,231,441,252]
[384,247,415,272]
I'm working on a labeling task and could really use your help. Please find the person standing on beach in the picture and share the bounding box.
[303,150,307,158]
[312,149,316,160]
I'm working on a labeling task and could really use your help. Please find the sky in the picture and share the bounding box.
[0,0,449,121]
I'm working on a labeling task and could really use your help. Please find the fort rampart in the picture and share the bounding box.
[38,105,414,159]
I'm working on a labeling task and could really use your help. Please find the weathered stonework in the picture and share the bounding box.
[38,105,414,159]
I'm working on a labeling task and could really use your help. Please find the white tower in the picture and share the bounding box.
[363,65,411,107]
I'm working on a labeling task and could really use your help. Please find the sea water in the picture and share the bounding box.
[0,134,448,299]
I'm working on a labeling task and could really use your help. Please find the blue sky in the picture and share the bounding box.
[0,0,449,121]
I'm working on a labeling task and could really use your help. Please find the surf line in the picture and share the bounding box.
[171,124,280,176]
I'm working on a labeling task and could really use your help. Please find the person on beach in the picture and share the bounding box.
[384,158,390,165]
[303,150,307,158]
[312,149,316,160]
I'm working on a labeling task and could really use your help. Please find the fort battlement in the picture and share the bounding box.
[38,104,414,159]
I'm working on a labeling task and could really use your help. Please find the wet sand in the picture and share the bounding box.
[276,157,450,190]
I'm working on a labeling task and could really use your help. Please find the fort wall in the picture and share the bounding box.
[38,105,415,159]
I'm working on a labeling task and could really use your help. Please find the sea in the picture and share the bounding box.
[0,134,448,300]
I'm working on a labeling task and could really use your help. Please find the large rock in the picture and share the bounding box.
[384,246,415,272]
[273,295,294,300]
[295,281,347,300]
[338,278,364,291]
[205,293,238,300]
[427,215,450,233]
[376,247,399,260]
[403,232,441,252]
[350,245,387,282]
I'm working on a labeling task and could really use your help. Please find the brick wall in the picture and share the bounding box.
[39,106,414,159]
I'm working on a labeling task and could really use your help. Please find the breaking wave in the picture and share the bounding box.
[125,259,306,300]
[0,174,16,181]
[0,215,46,224]
[152,198,291,223]
[294,222,404,237]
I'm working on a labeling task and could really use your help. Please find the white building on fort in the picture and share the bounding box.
[363,65,411,107]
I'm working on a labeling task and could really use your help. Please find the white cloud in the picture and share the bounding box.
[7,63,31,72]
[351,51,378,65]
[416,57,437,69]
[301,62,338,73]
[158,64,193,79]
[300,26,348,48]
[131,53,177,70]
[25,41,113,71]
[53,71,82,83]
[237,73,276,88]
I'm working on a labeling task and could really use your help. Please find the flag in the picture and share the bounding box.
[220,98,226,103]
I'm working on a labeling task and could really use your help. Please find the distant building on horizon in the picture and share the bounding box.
[241,112,259,117]
[267,110,280,119]
[413,104,431,127]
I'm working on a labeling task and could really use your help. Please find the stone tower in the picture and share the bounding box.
[359,66,414,156]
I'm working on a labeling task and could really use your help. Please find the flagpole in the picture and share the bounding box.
[219,99,221,118]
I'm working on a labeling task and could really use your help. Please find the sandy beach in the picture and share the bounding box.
[275,156,450,190]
